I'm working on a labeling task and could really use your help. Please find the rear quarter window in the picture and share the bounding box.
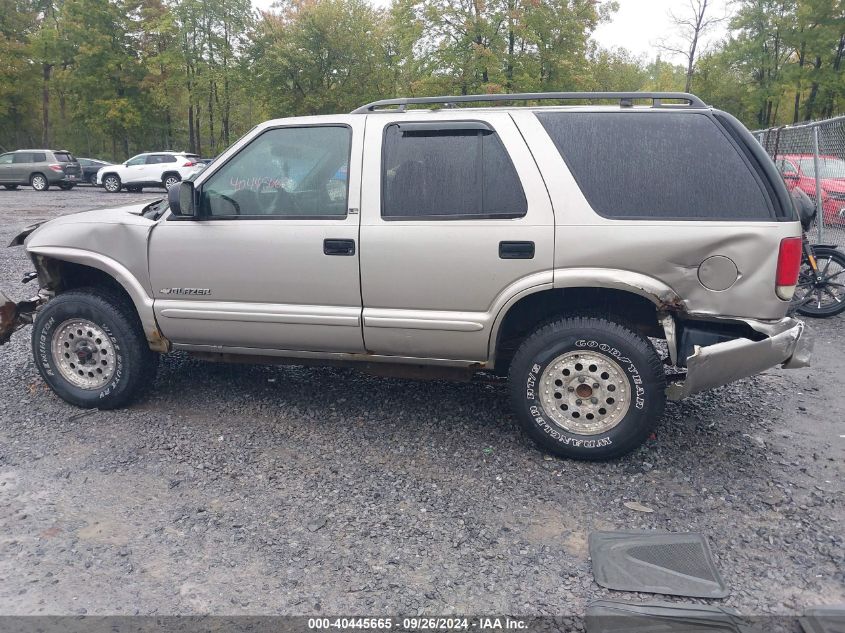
[536,112,775,220]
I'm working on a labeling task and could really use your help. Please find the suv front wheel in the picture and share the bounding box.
[509,316,665,460]
[102,174,122,193]
[32,288,159,409]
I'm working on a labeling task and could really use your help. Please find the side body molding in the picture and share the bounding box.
[27,246,166,350]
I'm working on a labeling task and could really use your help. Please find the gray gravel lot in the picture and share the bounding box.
[0,187,842,617]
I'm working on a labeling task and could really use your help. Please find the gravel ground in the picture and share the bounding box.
[0,187,842,617]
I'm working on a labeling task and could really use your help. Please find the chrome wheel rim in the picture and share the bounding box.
[164,176,179,188]
[539,350,631,435]
[104,177,119,192]
[51,319,116,389]
[32,175,46,190]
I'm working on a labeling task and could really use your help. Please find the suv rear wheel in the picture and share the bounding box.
[31,288,159,409]
[508,316,665,460]
[102,174,122,193]
[30,173,49,191]
[163,173,180,189]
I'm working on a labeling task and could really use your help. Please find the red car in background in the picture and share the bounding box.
[776,154,845,226]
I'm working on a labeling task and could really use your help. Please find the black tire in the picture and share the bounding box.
[508,316,665,460]
[4,184,19,190]
[102,173,122,193]
[59,183,75,191]
[795,246,845,317]
[31,287,158,409]
[127,186,143,193]
[89,173,98,186]
[162,173,180,189]
[30,172,49,191]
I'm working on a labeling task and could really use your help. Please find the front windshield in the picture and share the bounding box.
[798,157,845,179]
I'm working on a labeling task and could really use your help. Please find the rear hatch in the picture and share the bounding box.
[54,151,82,179]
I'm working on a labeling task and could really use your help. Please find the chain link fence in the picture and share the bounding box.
[755,116,845,248]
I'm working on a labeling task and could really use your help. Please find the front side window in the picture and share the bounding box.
[0,153,12,165]
[126,155,146,166]
[798,157,845,179]
[381,122,526,219]
[200,125,351,218]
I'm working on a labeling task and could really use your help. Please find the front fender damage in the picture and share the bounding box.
[0,289,49,346]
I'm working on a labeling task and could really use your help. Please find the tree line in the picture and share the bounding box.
[0,0,842,161]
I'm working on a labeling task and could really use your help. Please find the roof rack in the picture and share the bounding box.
[351,91,707,114]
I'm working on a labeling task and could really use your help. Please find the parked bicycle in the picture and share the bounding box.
[790,188,845,317]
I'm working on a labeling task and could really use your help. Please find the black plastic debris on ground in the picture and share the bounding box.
[589,531,729,598]
[800,605,845,633]
[585,600,757,633]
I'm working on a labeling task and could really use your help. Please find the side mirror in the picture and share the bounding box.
[169,181,197,217]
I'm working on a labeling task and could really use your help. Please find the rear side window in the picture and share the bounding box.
[13,153,32,163]
[536,112,774,220]
[381,122,526,220]
[54,152,73,162]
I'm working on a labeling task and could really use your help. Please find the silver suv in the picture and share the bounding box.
[0,149,82,191]
[0,92,813,460]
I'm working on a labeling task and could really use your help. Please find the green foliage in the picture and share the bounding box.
[252,0,391,115]
[0,0,841,157]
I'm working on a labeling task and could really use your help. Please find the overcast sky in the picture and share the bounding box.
[251,0,734,63]
[592,0,732,60]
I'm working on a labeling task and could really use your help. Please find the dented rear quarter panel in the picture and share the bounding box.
[512,111,801,321]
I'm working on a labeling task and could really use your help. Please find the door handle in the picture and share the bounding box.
[324,239,356,256]
[499,241,535,259]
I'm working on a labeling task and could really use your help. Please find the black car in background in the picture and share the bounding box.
[77,157,113,186]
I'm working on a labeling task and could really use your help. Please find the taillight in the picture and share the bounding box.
[776,237,803,300]
[183,161,197,167]
[48,164,63,172]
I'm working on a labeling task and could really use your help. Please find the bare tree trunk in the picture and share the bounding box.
[41,63,52,147]
[505,0,514,91]
[188,105,195,154]
[793,39,805,124]
[804,56,822,120]
[222,2,231,147]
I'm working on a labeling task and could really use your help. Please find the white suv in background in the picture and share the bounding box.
[96,151,202,193]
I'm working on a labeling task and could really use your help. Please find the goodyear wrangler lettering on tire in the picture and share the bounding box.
[509,316,665,460]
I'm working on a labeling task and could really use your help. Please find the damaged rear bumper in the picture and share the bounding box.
[666,317,813,401]
[0,289,48,346]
